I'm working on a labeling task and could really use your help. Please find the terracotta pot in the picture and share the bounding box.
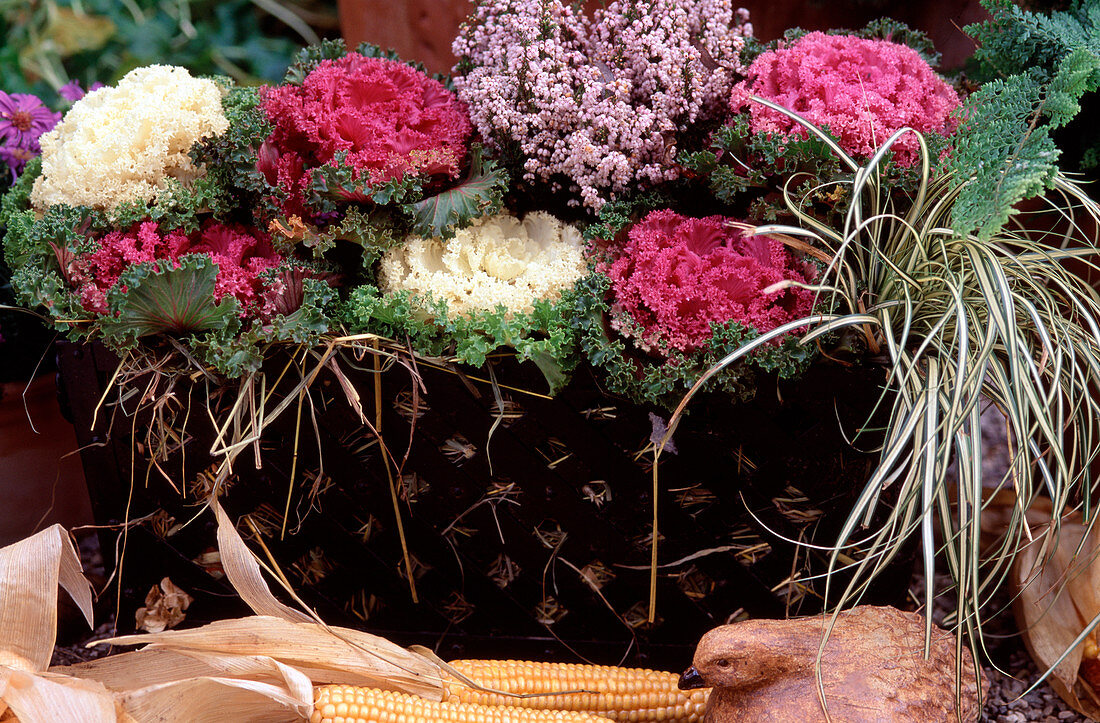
[337,0,989,75]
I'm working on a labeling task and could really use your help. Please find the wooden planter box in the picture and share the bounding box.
[57,341,908,667]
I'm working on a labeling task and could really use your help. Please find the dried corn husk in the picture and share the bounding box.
[0,525,92,672]
[0,669,118,723]
[0,525,114,722]
[94,616,443,698]
[1,497,445,722]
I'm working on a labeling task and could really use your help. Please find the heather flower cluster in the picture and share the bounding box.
[729,32,960,167]
[31,65,228,211]
[607,210,816,354]
[0,91,60,182]
[66,221,282,315]
[453,0,752,209]
[260,53,472,216]
[379,211,587,317]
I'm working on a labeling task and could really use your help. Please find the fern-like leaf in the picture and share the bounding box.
[948,48,1100,238]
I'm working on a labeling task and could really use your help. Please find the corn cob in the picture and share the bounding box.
[443,660,710,722]
[311,684,614,723]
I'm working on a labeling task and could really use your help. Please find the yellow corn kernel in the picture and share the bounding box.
[443,660,710,722]
[311,684,615,723]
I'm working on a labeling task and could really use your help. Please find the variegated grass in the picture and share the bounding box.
[657,98,1100,693]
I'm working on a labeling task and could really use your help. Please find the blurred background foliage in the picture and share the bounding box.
[0,0,340,96]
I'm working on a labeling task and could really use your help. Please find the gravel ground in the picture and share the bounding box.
[982,648,1089,722]
[945,404,1093,722]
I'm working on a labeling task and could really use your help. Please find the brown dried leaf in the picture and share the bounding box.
[135,578,193,634]
[1012,515,1100,719]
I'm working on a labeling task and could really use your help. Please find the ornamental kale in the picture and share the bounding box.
[66,221,283,315]
[578,210,818,407]
[260,51,472,217]
[345,210,589,392]
[30,66,229,212]
[606,210,816,355]
[378,211,588,318]
[729,32,960,168]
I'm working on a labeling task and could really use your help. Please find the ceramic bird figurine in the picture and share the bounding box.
[678,605,986,722]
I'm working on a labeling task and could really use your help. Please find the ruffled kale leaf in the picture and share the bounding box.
[190,276,336,377]
[0,156,39,229]
[306,155,425,214]
[340,280,582,394]
[403,145,507,239]
[679,116,847,212]
[284,40,454,88]
[574,273,814,409]
[301,206,405,267]
[192,84,276,221]
[283,38,350,85]
[98,255,240,347]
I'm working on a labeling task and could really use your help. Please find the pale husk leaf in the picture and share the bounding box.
[113,675,306,723]
[54,648,304,692]
[0,668,117,723]
[0,524,93,672]
[94,616,443,699]
[211,500,312,624]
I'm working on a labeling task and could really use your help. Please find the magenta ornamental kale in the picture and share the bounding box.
[65,221,283,316]
[607,210,817,354]
[259,52,472,216]
[730,32,960,167]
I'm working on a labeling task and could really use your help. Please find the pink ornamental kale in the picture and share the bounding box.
[453,0,752,210]
[729,32,960,167]
[608,210,816,354]
[68,221,282,315]
[260,53,472,207]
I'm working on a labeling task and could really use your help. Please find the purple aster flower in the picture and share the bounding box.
[58,80,104,103]
[0,144,39,180]
[0,91,61,148]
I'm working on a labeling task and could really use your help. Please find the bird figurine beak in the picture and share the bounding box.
[678,666,706,690]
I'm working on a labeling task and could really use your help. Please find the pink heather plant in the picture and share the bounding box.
[608,209,816,354]
[453,0,752,210]
[729,32,960,167]
[68,221,282,315]
[260,53,472,211]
